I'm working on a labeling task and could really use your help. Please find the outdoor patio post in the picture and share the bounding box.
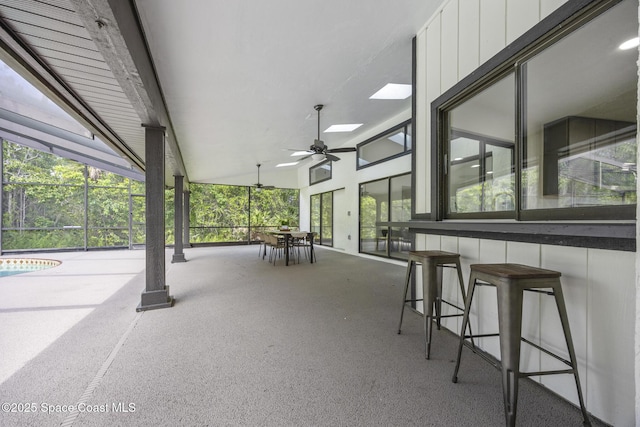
[172,174,186,263]
[137,125,173,311]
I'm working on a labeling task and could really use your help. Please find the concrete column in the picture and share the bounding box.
[172,175,186,263]
[183,190,191,247]
[137,125,173,311]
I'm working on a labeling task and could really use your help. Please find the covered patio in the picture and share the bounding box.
[0,246,601,426]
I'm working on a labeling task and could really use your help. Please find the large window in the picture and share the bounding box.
[2,140,138,250]
[189,184,299,243]
[357,120,412,169]
[310,191,333,246]
[439,0,637,220]
[360,173,411,259]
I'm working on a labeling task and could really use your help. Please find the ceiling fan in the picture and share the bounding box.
[291,104,356,162]
[252,163,274,191]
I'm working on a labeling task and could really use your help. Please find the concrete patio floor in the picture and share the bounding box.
[0,246,603,426]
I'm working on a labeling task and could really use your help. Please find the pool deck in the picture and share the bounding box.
[0,246,603,426]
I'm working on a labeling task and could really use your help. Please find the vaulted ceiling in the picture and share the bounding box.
[0,0,442,187]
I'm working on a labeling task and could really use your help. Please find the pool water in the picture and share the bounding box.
[0,258,61,278]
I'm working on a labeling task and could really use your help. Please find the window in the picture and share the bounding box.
[359,173,412,259]
[309,160,332,185]
[357,120,412,168]
[437,0,637,220]
[310,191,333,246]
[446,74,515,217]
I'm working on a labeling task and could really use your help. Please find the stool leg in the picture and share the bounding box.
[454,260,474,349]
[435,265,443,330]
[424,259,438,359]
[496,283,524,427]
[397,260,414,334]
[452,272,477,382]
[553,284,591,426]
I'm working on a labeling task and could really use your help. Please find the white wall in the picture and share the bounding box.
[413,1,636,425]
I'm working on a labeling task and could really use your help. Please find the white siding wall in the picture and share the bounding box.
[414,235,636,426]
[414,0,636,425]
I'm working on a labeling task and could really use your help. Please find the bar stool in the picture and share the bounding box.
[451,264,591,427]
[398,250,467,359]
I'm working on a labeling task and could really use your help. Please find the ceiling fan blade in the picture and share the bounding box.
[325,153,340,162]
[286,148,313,153]
[327,147,356,153]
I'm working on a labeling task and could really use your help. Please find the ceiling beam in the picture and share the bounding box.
[69,0,188,187]
[0,19,145,172]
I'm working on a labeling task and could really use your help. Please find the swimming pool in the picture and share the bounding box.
[0,258,61,277]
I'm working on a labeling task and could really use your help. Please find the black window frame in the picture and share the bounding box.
[359,172,413,260]
[446,128,516,219]
[310,190,334,247]
[356,119,412,170]
[309,159,332,185]
[432,0,635,222]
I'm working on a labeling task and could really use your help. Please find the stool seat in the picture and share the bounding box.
[470,263,561,279]
[398,250,467,359]
[452,263,591,426]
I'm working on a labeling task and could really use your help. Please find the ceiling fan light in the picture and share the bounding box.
[311,153,325,161]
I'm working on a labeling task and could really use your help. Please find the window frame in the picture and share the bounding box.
[359,172,412,260]
[309,159,332,185]
[445,127,516,219]
[431,0,634,222]
[310,190,334,247]
[356,119,412,170]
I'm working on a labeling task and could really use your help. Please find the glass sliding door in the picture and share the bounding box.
[310,191,333,247]
[389,173,412,259]
[320,192,333,246]
[359,178,389,256]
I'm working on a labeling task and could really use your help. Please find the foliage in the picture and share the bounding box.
[2,140,300,250]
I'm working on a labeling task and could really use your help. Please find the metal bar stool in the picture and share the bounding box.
[398,250,467,359]
[451,263,591,427]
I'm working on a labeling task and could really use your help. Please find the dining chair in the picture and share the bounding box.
[255,232,266,259]
[290,232,308,263]
[267,234,286,266]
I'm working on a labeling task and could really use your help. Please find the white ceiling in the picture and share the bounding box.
[0,0,441,188]
[133,0,442,187]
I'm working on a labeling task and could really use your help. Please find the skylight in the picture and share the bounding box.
[324,124,362,133]
[276,162,299,167]
[369,83,412,100]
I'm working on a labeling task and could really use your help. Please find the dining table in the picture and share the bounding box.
[266,230,315,266]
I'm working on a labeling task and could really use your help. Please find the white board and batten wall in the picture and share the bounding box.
[414,1,637,426]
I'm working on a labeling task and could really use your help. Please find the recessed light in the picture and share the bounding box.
[324,124,363,133]
[369,83,412,100]
[276,162,299,167]
[471,164,480,168]
[290,151,310,157]
[619,37,639,50]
